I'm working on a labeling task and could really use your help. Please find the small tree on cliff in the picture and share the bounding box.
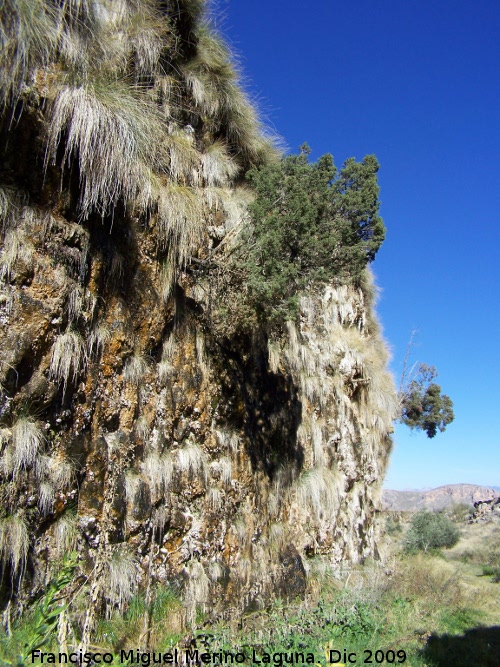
[241,145,385,325]
[398,338,454,439]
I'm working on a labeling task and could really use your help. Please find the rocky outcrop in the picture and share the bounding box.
[0,0,396,628]
[469,497,500,523]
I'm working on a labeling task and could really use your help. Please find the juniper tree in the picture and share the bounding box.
[240,146,385,326]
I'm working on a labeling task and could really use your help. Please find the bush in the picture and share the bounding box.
[481,565,500,583]
[446,502,474,523]
[404,510,460,553]
[238,145,385,327]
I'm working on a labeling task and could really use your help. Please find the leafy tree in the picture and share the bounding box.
[399,363,454,438]
[404,510,460,553]
[240,145,385,325]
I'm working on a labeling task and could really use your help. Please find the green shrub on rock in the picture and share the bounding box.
[243,145,385,325]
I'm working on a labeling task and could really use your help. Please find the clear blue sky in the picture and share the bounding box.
[214,0,500,490]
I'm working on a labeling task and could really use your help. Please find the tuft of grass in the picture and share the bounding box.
[0,0,59,104]
[200,141,238,186]
[176,441,207,481]
[218,456,232,486]
[88,322,111,358]
[0,228,34,283]
[45,81,164,219]
[215,428,239,454]
[293,466,341,521]
[207,561,224,582]
[0,513,29,576]
[206,486,223,511]
[141,452,173,503]
[107,545,138,613]
[134,415,150,442]
[183,560,210,624]
[164,131,201,185]
[46,455,74,490]
[65,283,96,325]
[54,507,78,556]
[157,357,174,384]
[155,182,206,266]
[8,416,46,478]
[123,354,148,387]
[49,329,87,397]
[38,481,54,517]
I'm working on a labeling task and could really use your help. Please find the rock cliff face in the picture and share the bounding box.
[0,0,396,627]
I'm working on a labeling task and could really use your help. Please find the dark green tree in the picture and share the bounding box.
[399,364,454,438]
[241,146,385,325]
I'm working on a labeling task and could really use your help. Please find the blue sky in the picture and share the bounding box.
[215,0,500,490]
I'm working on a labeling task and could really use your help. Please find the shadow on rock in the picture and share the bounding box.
[421,625,500,667]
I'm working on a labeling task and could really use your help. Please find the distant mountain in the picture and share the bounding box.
[382,484,498,511]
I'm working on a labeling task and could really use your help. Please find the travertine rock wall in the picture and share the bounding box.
[0,210,396,616]
[0,0,397,624]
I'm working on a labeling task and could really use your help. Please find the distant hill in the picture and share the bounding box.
[382,484,498,511]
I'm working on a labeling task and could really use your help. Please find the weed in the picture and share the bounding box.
[481,565,500,583]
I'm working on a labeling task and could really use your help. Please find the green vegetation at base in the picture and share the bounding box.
[0,553,77,667]
[3,513,500,667]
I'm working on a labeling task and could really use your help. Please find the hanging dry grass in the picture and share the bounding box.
[141,452,173,502]
[200,141,239,186]
[206,486,223,511]
[176,441,207,482]
[107,544,138,612]
[38,481,54,516]
[54,508,79,556]
[0,228,34,282]
[293,466,341,521]
[183,559,210,624]
[49,329,87,396]
[88,322,111,358]
[0,0,59,104]
[155,182,206,265]
[123,354,149,387]
[10,416,46,478]
[164,131,201,184]
[45,81,164,219]
[0,513,29,576]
